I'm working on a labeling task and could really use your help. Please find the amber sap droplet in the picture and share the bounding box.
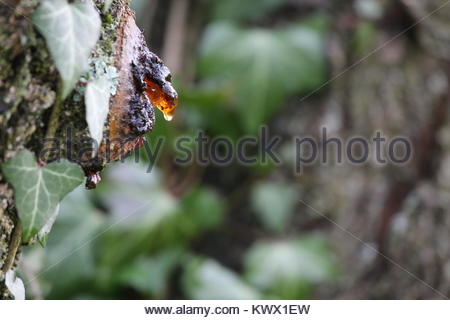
[144,79,178,121]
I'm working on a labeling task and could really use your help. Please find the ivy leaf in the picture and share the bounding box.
[85,77,110,147]
[118,250,181,296]
[40,187,104,296]
[32,0,101,99]
[5,270,25,300]
[37,204,60,247]
[1,150,84,242]
[199,21,326,133]
[251,182,298,233]
[183,257,260,299]
[244,236,337,299]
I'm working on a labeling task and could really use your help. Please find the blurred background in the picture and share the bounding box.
[21,0,450,299]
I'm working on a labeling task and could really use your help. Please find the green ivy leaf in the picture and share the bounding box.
[251,182,298,233]
[117,250,182,297]
[1,150,84,242]
[183,257,260,299]
[199,21,327,133]
[32,0,101,99]
[85,77,110,147]
[37,204,60,247]
[41,187,104,297]
[244,236,337,299]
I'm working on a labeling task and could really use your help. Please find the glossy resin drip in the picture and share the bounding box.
[144,78,178,121]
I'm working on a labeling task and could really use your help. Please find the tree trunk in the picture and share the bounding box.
[0,0,174,298]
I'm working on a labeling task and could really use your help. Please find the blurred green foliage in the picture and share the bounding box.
[183,257,261,300]
[197,21,326,133]
[207,0,290,22]
[21,0,340,299]
[251,182,299,233]
[244,237,337,299]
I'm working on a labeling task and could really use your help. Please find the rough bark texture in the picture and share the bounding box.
[0,0,57,298]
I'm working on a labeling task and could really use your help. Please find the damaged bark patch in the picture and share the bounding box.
[98,7,176,157]
[83,5,177,188]
[128,94,155,135]
[132,50,178,121]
